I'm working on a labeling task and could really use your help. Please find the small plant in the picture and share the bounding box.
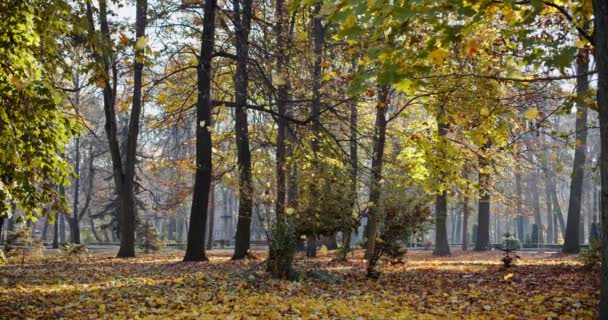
[3,227,44,265]
[136,220,163,253]
[579,239,601,268]
[61,243,89,261]
[267,220,298,280]
[498,233,521,268]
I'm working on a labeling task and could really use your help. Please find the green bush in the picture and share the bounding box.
[3,227,43,265]
[61,243,89,260]
[579,239,601,268]
[266,220,298,280]
[137,220,163,253]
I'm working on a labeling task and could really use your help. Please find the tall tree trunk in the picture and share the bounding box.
[564,47,589,253]
[339,82,358,261]
[72,135,81,244]
[184,0,216,261]
[475,165,491,251]
[433,116,450,256]
[89,209,102,242]
[232,0,254,260]
[434,191,450,255]
[541,148,554,244]
[531,166,543,245]
[462,195,469,251]
[41,217,49,242]
[274,0,288,223]
[364,86,389,264]
[305,3,325,259]
[116,0,147,258]
[515,173,525,241]
[207,183,215,250]
[591,0,608,316]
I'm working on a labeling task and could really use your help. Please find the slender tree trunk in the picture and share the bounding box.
[339,83,358,261]
[364,86,389,263]
[564,47,589,253]
[72,135,81,244]
[274,0,288,223]
[541,149,554,244]
[591,0,608,317]
[89,209,102,242]
[434,191,450,255]
[515,173,525,241]
[116,0,147,258]
[184,0,216,261]
[475,167,491,251]
[41,217,49,242]
[462,195,469,251]
[207,183,215,250]
[531,166,543,245]
[433,116,450,256]
[232,0,254,260]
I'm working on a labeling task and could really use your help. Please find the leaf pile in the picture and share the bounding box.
[0,249,599,319]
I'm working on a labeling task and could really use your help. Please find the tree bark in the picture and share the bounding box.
[475,167,491,251]
[433,191,450,255]
[563,47,589,253]
[72,134,81,244]
[274,0,288,223]
[433,117,450,256]
[232,0,254,260]
[206,183,215,250]
[590,0,608,317]
[364,86,389,262]
[184,0,216,261]
[462,195,469,251]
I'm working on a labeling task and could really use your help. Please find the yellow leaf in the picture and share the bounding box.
[480,107,490,116]
[135,36,148,50]
[429,48,450,66]
[524,107,539,120]
[503,273,513,281]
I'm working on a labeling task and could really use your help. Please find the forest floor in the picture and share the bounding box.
[0,248,599,319]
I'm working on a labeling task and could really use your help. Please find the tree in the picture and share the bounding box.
[184,0,217,262]
[0,0,76,221]
[563,47,590,253]
[591,0,608,317]
[231,0,255,261]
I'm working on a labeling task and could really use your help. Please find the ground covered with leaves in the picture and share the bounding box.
[0,249,599,319]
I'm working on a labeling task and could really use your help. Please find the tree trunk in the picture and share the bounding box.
[541,148,554,244]
[206,183,215,250]
[590,0,608,317]
[462,195,469,251]
[274,0,289,223]
[531,166,543,245]
[72,134,81,244]
[184,0,216,262]
[433,191,450,255]
[364,86,389,263]
[339,85,358,261]
[232,0,254,260]
[564,47,589,253]
[89,209,102,242]
[475,168,491,251]
[116,0,147,258]
[433,117,450,256]
[515,173,525,241]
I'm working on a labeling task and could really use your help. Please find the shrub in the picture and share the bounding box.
[498,233,520,268]
[61,243,89,261]
[136,220,163,253]
[267,220,298,280]
[579,239,601,268]
[3,227,43,265]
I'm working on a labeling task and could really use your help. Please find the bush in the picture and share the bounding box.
[498,233,520,268]
[267,220,298,280]
[3,227,43,265]
[366,183,431,278]
[61,243,89,260]
[579,239,601,268]
[137,220,163,253]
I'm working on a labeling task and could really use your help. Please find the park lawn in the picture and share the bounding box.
[0,249,599,319]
